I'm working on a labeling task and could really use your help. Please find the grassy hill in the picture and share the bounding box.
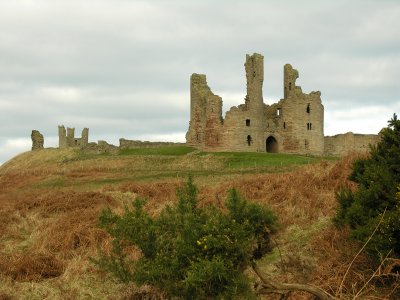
[0,147,387,299]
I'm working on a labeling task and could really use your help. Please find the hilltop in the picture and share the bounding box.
[0,147,388,299]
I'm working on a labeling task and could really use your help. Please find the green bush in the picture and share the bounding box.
[95,177,278,299]
[334,114,400,259]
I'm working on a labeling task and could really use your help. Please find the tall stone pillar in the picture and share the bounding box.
[244,53,264,110]
[58,125,67,148]
[81,128,89,146]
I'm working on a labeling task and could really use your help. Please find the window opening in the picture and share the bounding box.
[283,122,286,129]
[246,119,250,126]
[247,135,252,146]
[289,82,292,90]
[277,108,281,116]
[306,103,310,114]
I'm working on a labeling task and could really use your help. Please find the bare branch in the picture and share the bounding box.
[252,262,335,300]
[336,208,387,297]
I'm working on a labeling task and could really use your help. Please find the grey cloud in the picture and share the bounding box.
[0,0,399,164]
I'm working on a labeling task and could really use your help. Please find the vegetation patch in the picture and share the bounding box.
[119,146,196,156]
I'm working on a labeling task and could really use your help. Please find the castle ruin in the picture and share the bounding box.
[186,53,379,155]
[58,125,89,148]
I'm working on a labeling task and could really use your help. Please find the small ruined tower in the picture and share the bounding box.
[244,53,264,110]
[58,125,89,148]
[31,130,44,150]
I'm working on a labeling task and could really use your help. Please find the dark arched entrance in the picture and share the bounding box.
[266,136,278,153]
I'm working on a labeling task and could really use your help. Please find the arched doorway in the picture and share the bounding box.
[266,136,278,153]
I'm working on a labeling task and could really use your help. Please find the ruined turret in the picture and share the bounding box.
[244,53,264,110]
[284,64,301,99]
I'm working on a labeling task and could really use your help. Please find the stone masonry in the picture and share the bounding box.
[186,53,379,156]
[31,130,44,150]
[58,125,89,148]
[186,53,325,155]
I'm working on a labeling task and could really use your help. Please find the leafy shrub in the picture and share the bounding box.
[95,176,277,299]
[334,114,400,259]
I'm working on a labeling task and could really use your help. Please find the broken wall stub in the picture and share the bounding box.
[31,130,44,150]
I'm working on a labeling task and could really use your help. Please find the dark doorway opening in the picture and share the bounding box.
[266,136,278,153]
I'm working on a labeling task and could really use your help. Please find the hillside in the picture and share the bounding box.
[0,147,390,299]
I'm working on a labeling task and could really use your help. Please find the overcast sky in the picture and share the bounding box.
[0,0,399,164]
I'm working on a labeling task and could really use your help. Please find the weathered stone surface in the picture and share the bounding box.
[119,138,184,149]
[58,125,89,148]
[324,133,380,156]
[185,53,379,156]
[31,130,44,150]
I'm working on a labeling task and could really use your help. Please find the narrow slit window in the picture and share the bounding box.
[247,135,252,146]
[306,104,310,114]
[289,82,292,90]
[277,108,281,116]
[283,122,286,129]
[310,123,312,130]
[246,119,250,126]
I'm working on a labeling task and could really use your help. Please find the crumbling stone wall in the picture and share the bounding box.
[58,125,89,148]
[120,138,184,149]
[324,133,380,156]
[31,130,44,150]
[186,74,224,149]
[186,53,325,155]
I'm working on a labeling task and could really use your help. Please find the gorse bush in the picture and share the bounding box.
[335,114,400,259]
[95,176,278,299]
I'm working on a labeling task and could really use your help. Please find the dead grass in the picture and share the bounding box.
[1,150,393,299]
[0,253,64,282]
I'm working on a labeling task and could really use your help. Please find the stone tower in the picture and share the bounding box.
[244,53,264,110]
